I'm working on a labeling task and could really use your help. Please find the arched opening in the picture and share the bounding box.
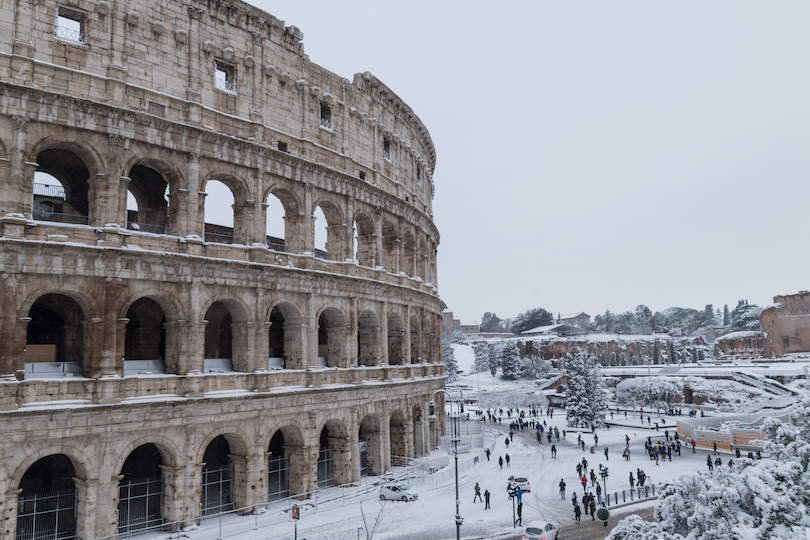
[314,202,344,261]
[201,436,233,516]
[412,405,425,458]
[313,206,327,258]
[354,214,374,267]
[318,308,345,368]
[32,147,91,224]
[357,310,378,367]
[268,303,302,370]
[117,444,163,535]
[417,239,426,280]
[127,164,171,234]
[124,298,167,376]
[203,180,235,244]
[17,455,77,540]
[318,420,350,489]
[265,193,286,252]
[204,301,249,373]
[410,316,421,364]
[358,415,382,477]
[387,313,404,365]
[390,410,409,466]
[381,221,398,273]
[267,431,289,501]
[25,293,86,378]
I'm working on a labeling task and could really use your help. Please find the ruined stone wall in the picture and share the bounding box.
[762,292,810,357]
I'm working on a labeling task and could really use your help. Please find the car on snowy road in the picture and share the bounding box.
[509,475,531,492]
[523,520,558,539]
[379,484,418,502]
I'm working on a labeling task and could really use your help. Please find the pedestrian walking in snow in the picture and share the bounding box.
[589,496,596,520]
[499,456,503,469]
[485,448,490,461]
[582,493,590,515]
[629,472,635,488]
[505,453,511,468]
[572,492,578,507]
[574,503,582,522]
[484,489,490,509]
[474,483,482,503]
[577,463,583,477]
[604,447,609,460]
[596,482,602,500]
[581,475,588,493]
[582,457,588,470]
[551,444,557,458]
[559,479,566,499]
[713,441,717,454]
[594,434,599,446]
[505,437,510,448]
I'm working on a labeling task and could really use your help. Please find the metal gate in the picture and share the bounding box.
[317,447,335,489]
[201,464,234,517]
[16,489,76,540]
[267,455,289,501]
[117,475,162,536]
[359,440,368,477]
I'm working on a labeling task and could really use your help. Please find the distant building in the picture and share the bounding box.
[521,323,582,337]
[442,311,479,335]
[558,312,591,327]
[714,331,765,358]
[761,291,810,357]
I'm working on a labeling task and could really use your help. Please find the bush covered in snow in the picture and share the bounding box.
[565,348,607,428]
[607,393,810,540]
[615,377,679,412]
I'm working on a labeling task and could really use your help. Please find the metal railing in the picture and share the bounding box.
[214,77,236,94]
[204,231,234,244]
[127,221,169,235]
[319,116,333,130]
[32,210,89,225]
[54,25,86,45]
[16,489,77,540]
[118,476,162,536]
[33,183,67,199]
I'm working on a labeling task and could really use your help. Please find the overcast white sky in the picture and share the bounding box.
[254,0,810,324]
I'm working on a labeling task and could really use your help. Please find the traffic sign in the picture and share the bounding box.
[596,507,610,521]
[291,504,300,521]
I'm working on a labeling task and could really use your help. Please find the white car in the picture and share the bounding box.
[509,475,531,493]
[523,521,558,539]
[379,484,418,502]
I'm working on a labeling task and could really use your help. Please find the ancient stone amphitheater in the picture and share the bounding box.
[0,0,445,537]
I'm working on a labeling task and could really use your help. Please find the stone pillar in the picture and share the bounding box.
[233,200,254,245]
[403,421,415,459]
[3,488,23,540]
[379,302,388,366]
[186,6,204,106]
[305,293,317,369]
[348,300,358,368]
[228,454,252,512]
[159,465,187,530]
[369,429,385,476]
[73,477,98,540]
[374,219,383,267]
[329,436,352,487]
[84,318,105,378]
[184,153,201,238]
[382,417,391,473]
[302,183,314,254]
[0,274,23,379]
[231,321,253,372]
[2,116,28,216]
[285,445,308,496]
[349,425,361,482]
[413,420,425,458]
[345,196,355,261]
[403,305,412,365]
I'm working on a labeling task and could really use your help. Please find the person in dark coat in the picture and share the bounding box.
[574,503,582,522]
[572,492,578,507]
[629,471,635,488]
[484,489,490,509]
[582,493,590,515]
[499,456,503,469]
[589,495,597,520]
[485,448,490,461]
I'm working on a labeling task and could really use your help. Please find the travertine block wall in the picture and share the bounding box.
[0,0,446,537]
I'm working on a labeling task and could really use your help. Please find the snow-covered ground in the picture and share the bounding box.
[128,344,787,540]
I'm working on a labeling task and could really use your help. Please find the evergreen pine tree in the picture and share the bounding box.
[442,339,458,382]
[723,304,730,325]
[500,343,523,380]
[472,343,489,374]
[587,359,608,426]
[488,343,500,376]
[565,348,607,428]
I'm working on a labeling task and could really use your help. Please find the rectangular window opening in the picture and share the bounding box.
[783,336,790,349]
[277,141,288,153]
[359,171,366,180]
[416,168,422,186]
[214,61,236,93]
[55,9,85,44]
[319,103,333,130]
[383,139,391,161]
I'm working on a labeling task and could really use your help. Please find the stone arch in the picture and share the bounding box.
[115,441,173,535]
[387,312,404,365]
[111,435,180,474]
[354,211,375,267]
[423,317,434,363]
[381,219,399,272]
[358,414,383,477]
[264,183,301,253]
[317,418,351,488]
[16,453,84,540]
[317,306,346,368]
[197,429,251,515]
[30,138,103,225]
[24,290,96,378]
[312,199,344,261]
[389,409,410,465]
[200,172,250,244]
[266,424,306,499]
[357,309,379,366]
[268,302,303,370]
[123,155,184,235]
[417,238,426,279]
[11,446,92,489]
[410,315,422,363]
[202,298,250,372]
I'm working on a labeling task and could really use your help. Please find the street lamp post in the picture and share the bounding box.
[428,389,464,540]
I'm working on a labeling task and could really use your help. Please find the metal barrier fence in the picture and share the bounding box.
[16,488,77,540]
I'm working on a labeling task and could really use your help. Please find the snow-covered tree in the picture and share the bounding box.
[564,348,606,428]
[520,354,552,380]
[488,342,500,376]
[499,342,523,380]
[472,343,489,374]
[509,307,553,335]
[723,304,730,325]
[729,301,763,332]
[442,339,458,382]
[615,377,678,412]
[608,395,810,540]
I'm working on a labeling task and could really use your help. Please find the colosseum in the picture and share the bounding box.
[0,0,445,538]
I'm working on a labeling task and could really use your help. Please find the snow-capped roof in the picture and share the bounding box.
[715,331,764,343]
[521,323,581,336]
[560,312,589,318]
